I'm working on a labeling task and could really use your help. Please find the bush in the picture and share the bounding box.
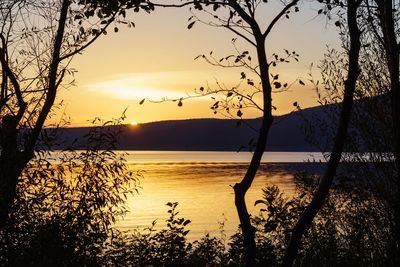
[0,118,140,266]
[104,202,228,267]
[227,171,395,266]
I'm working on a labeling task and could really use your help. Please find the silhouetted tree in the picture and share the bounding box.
[374,0,400,257]
[0,0,153,226]
[283,1,400,264]
[0,116,141,265]
[283,0,362,265]
[151,1,302,265]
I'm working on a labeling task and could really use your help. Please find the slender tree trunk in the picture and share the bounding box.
[234,114,273,266]
[221,1,298,264]
[377,0,400,262]
[282,1,361,265]
[233,29,273,266]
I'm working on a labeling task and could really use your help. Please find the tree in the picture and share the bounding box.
[0,0,153,226]
[150,0,302,265]
[283,0,400,264]
[373,0,400,257]
[0,116,140,265]
[283,0,362,265]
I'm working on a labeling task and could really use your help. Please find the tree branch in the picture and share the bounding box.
[59,7,122,61]
[225,15,256,46]
[0,33,26,119]
[263,0,299,39]
[227,0,257,30]
[25,0,70,154]
[283,0,361,265]
[151,1,227,9]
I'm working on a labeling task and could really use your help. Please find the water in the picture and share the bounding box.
[115,151,325,240]
[122,151,326,164]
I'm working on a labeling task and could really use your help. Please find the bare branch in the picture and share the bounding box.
[263,0,299,39]
[0,33,26,118]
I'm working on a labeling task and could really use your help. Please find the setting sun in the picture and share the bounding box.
[130,121,138,126]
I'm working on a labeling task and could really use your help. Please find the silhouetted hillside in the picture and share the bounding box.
[49,105,330,151]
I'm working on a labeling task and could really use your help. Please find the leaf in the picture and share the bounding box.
[139,99,145,105]
[187,21,195,29]
[237,110,243,117]
[273,82,282,89]
[299,80,305,86]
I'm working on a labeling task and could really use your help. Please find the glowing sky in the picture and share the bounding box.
[55,1,340,126]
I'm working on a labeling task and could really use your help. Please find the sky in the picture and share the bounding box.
[55,1,340,126]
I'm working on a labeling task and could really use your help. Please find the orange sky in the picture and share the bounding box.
[54,1,340,126]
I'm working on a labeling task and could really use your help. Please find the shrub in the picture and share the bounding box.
[0,118,140,266]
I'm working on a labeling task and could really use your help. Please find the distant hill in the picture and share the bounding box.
[48,105,330,151]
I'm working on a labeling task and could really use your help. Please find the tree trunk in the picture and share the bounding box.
[377,0,400,262]
[282,1,361,265]
[0,116,29,225]
[0,0,70,227]
[234,114,273,266]
[0,161,25,225]
[233,27,273,265]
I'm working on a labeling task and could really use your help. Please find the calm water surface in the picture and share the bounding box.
[116,151,325,240]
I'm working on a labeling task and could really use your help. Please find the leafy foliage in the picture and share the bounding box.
[103,202,228,266]
[0,117,140,266]
[226,172,395,266]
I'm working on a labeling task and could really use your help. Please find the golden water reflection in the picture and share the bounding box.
[116,162,323,240]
